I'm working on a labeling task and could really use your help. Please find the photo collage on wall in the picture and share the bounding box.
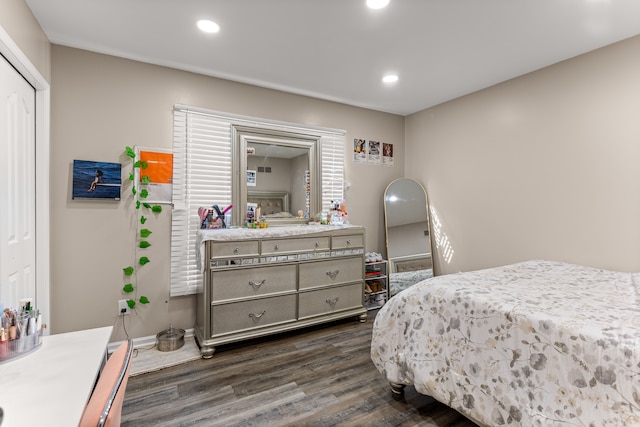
[72,148,174,203]
[352,138,394,166]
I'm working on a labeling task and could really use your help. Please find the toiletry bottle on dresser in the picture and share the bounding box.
[206,209,214,229]
[247,206,254,226]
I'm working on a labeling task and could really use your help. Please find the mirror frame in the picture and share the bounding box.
[383,178,434,274]
[231,125,321,226]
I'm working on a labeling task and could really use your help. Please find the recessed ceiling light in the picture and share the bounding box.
[197,19,220,34]
[367,0,390,9]
[382,74,398,83]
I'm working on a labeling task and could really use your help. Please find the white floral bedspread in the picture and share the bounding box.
[371,260,640,426]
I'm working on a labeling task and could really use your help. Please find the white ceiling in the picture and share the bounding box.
[25,0,640,116]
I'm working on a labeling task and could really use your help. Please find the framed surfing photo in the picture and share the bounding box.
[72,159,122,200]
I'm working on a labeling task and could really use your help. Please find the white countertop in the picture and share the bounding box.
[0,326,113,427]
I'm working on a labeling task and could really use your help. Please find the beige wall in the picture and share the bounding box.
[50,45,404,340]
[0,0,50,81]
[406,34,640,276]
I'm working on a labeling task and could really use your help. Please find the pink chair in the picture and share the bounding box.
[79,339,134,427]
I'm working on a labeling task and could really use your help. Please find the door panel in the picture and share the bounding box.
[0,55,36,309]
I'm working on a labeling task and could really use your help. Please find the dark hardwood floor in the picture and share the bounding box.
[121,310,479,427]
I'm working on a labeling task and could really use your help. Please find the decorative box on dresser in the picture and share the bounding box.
[195,225,367,358]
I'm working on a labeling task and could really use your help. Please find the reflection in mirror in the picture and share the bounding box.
[384,178,434,296]
[232,126,320,226]
[247,142,307,222]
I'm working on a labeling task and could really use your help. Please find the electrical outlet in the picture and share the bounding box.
[118,299,130,315]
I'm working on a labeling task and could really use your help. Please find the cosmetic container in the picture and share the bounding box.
[0,309,42,364]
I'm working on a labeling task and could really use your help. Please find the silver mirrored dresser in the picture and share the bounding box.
[195,225,367,358]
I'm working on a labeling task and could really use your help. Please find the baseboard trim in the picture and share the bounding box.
[108,328,195,354]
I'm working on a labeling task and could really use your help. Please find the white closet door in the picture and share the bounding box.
[0,54,36,309]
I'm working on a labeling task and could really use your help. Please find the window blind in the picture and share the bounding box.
[320,133,345,211]
[171,105,345,296]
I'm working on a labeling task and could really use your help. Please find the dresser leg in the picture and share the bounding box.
[358,313,367,323]
[200,345,216,359]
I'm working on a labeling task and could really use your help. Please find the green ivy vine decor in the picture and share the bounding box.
[122,146,162,310]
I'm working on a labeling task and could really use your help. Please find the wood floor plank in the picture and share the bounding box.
[122,310,478,427]
[174,383,306,427]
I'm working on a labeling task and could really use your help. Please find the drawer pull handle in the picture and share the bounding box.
[326,270,340,280]
[315,241,319,247]
[249,311,266,322]
[248,279,266,290]
[326,297,339,308]
[346,239,351,245]
[274,244,280,250]
[233,247,239,253]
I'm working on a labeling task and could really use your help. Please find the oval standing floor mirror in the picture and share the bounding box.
[384,178,434,296]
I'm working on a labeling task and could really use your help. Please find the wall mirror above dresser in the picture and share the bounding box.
[384,178,435,296]
[232,125,321,226]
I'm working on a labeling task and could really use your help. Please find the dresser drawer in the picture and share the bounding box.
[332,234,364,250]
[209,240,259,259]
[211,264,296,302]
[211,294,297,336]
[299,257,363,290]
[298,283,363,319]
[261,236,330,255]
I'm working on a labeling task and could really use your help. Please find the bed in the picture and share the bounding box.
[247,190,289,216]
[247,190,308,225]
[371,260,640,426]
[389,269,433,296]
[389,254,433,296]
